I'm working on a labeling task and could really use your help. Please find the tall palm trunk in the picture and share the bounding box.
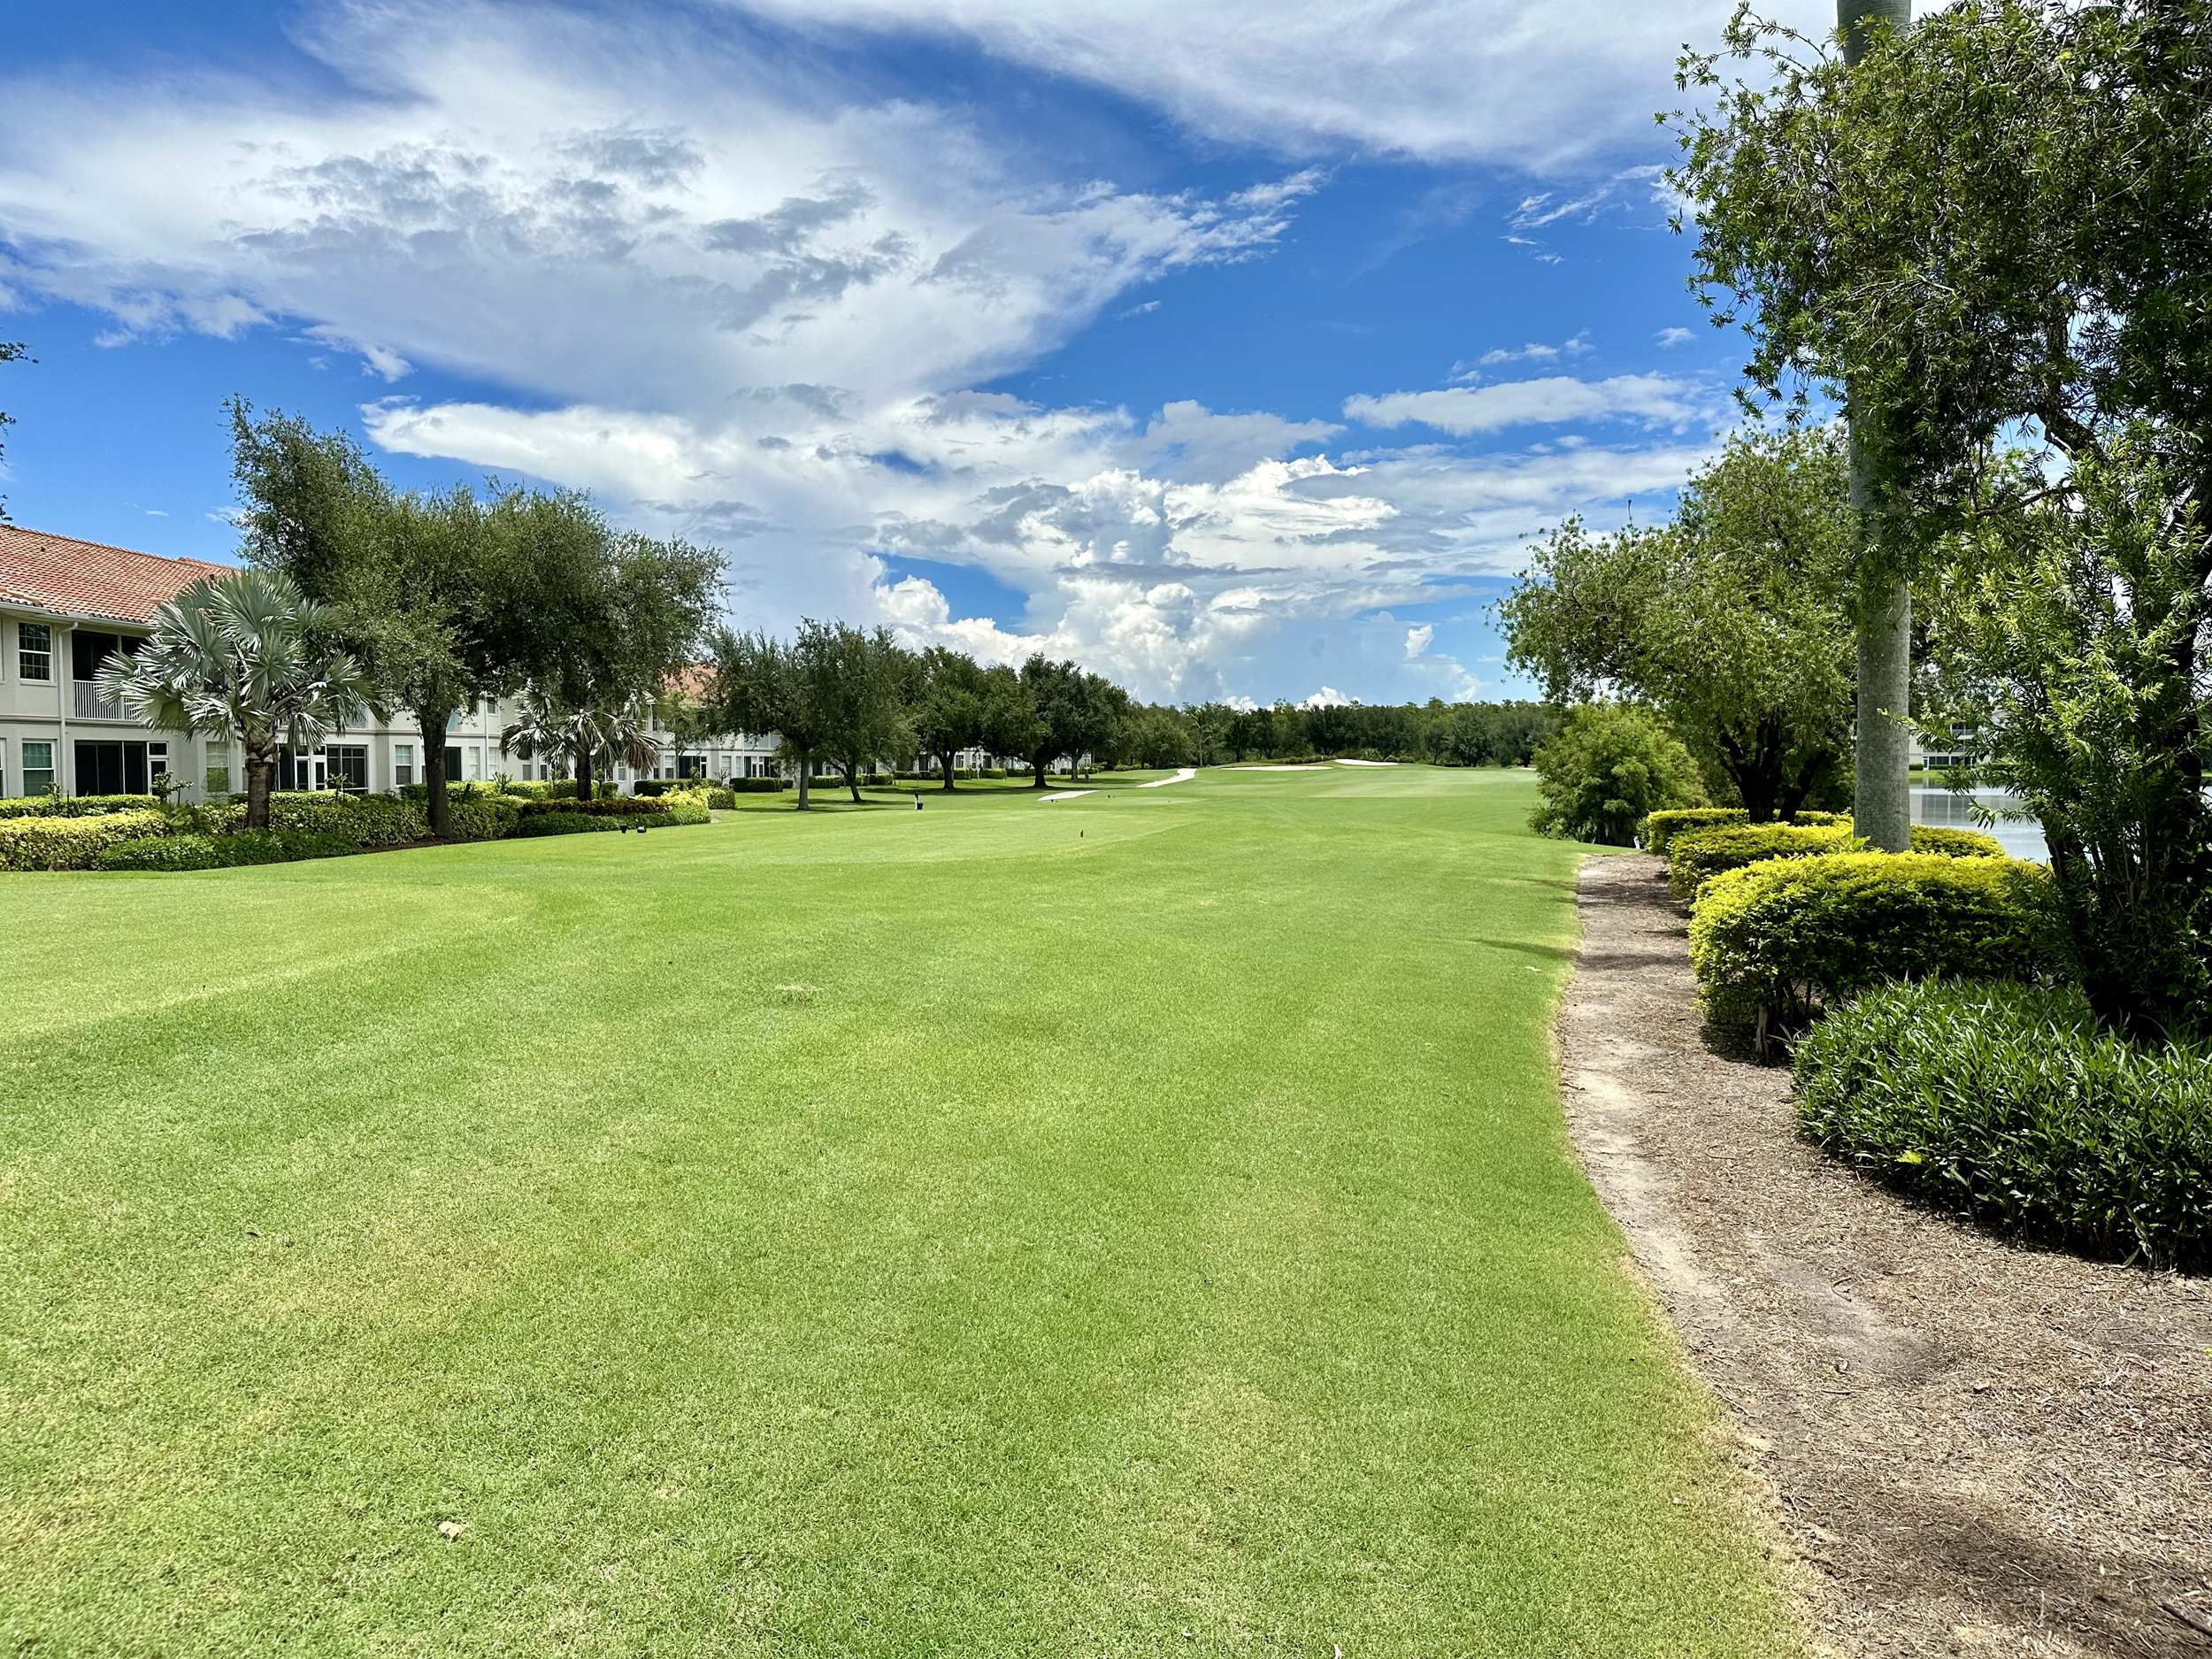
[243,737,278,831]
[574,746,595,804]
[1841,0,1916,853]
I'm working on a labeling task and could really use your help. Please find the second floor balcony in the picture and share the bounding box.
[72,679,126,721]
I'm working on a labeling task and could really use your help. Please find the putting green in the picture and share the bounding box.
[0,766,1792,1656]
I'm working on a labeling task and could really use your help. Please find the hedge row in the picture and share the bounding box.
[1689,852,2069,1048]
[92,830,361,872]
[1665,819,2006,902]
[0,793,160,821]
[1794,979,2211,1271]
[0,809,173,870]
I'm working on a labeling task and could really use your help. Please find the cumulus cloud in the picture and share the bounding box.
[1302,686,1351,709]
[1343,373,1710,437]
[0,0,1740,706]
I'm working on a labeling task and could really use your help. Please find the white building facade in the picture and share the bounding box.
[0,526,792,800]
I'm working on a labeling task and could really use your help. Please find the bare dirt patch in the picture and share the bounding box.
[1562,854,2212,1658]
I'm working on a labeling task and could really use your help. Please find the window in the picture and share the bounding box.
[74,741,150,795]
[327,744,368,794]
[148,743,169,792]
[19,622,51,683]
[395,743,415,787]
[444,745,462,780]
[22,740,53,796]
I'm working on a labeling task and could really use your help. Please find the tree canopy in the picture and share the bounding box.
[1502,427,1856,820]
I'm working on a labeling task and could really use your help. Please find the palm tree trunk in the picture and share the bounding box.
[1841,0,1916,854]
[418,709,453,838]
[575,746,595,804]
[243,744,277,831]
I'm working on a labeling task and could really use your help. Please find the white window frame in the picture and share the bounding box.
[21,739,55,796]
[395,742,415,787]
[19,621,52,683]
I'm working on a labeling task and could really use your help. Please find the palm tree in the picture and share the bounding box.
[502,687,660,797]
[95,568,377,829]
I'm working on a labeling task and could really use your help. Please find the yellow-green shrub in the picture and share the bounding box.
[1667,821,1861,901]
[0,810,173,871]
[1642,807,1748,853]
[1689,852,2068,1048]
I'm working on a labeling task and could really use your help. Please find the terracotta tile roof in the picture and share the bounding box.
[664,663,715,699]
[0,524,235,626]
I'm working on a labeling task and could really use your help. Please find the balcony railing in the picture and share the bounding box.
[72,680,125,720]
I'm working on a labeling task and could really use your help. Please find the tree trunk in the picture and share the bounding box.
[1031,757,1048,787]
[575,746,595,805]
[795,763,811,810]
[941,751,957,791]
[842,764,862,803]
[419,710,454,838]
[242,746,277,831]
[1842,0,1916,855]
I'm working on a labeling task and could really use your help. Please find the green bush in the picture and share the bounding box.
[1667,821,1860,901]
[242,791,427,848]
[499,779,563,800]
[0,810,173,870]
[1643,807,1749,853]
[0,793,159,820]
[513,810,623,838]
[1909,824,2007,858]
[1530,705,1707,846]
[705,788,736,810]
[90,830,358,871]
[661,795,710,826]
[723,777,788,794]
[1793,979,2212,1270]
[516,797,670,820]
[446,795,521,841]
[1690,853,2069,1046]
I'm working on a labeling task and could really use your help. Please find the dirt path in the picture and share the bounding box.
[1561,854,2212,1659]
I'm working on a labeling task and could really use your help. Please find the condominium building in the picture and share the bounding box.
[0,525,786,799]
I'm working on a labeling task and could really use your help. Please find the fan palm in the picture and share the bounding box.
[503,687,660,798]
[94,568,378,829]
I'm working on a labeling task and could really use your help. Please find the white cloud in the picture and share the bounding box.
[0,0,1744,707]
[1343,373,1709,437]
[726,0,1835,167]
[0,3,1309,414]
[1302,686,1351,709]
[1655,326,1694,349]
[1478,329,1592,367]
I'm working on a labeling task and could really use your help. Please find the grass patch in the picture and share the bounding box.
[0,765,1792,1656]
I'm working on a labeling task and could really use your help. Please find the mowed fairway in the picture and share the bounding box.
[0,767,1790,1656]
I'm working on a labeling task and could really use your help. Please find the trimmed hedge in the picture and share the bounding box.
[447,795,522,841]
[1689,852,2068,1047]
[0,793,159,820]
[1793,979,2212,1270]
[1909,824,2007,858]
[515,796,672,820]
[723,777,788,794]
[241,792,428,848]
[1644,807,1750,854]
[514,810,624,838]
[1667,822,1861,901]
[0,810,173,871]
[91,830,358,871]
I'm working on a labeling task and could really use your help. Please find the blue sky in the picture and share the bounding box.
[0,0,1834,707]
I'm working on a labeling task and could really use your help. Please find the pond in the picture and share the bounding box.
[1911,786,2047,862]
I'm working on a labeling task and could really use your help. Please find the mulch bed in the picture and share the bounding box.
[1560,854,2212,1658]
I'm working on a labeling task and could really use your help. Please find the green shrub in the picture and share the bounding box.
[1643,807,1748,853]
[1690,853,2069,1046]
[1793,979,2212,1270]
[513,810,623,838]
[661,794,710,826]
[705,788,736,810]
[446,795,521,841]
[0,793,159,820]
[1530,705,1707,846]
[723,777,788,794]
[499,780,563,800]
[90,830,358,871]
[516,797,670,820]
[242,791,427,848]
[0,810,173,870]
[1909,824,2007,858]
[1667,821,1860,901]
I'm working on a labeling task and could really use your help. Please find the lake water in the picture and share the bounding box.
[1912,786,2047,862]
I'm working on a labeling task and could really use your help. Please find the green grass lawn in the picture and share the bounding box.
[0,766,1792,1656]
